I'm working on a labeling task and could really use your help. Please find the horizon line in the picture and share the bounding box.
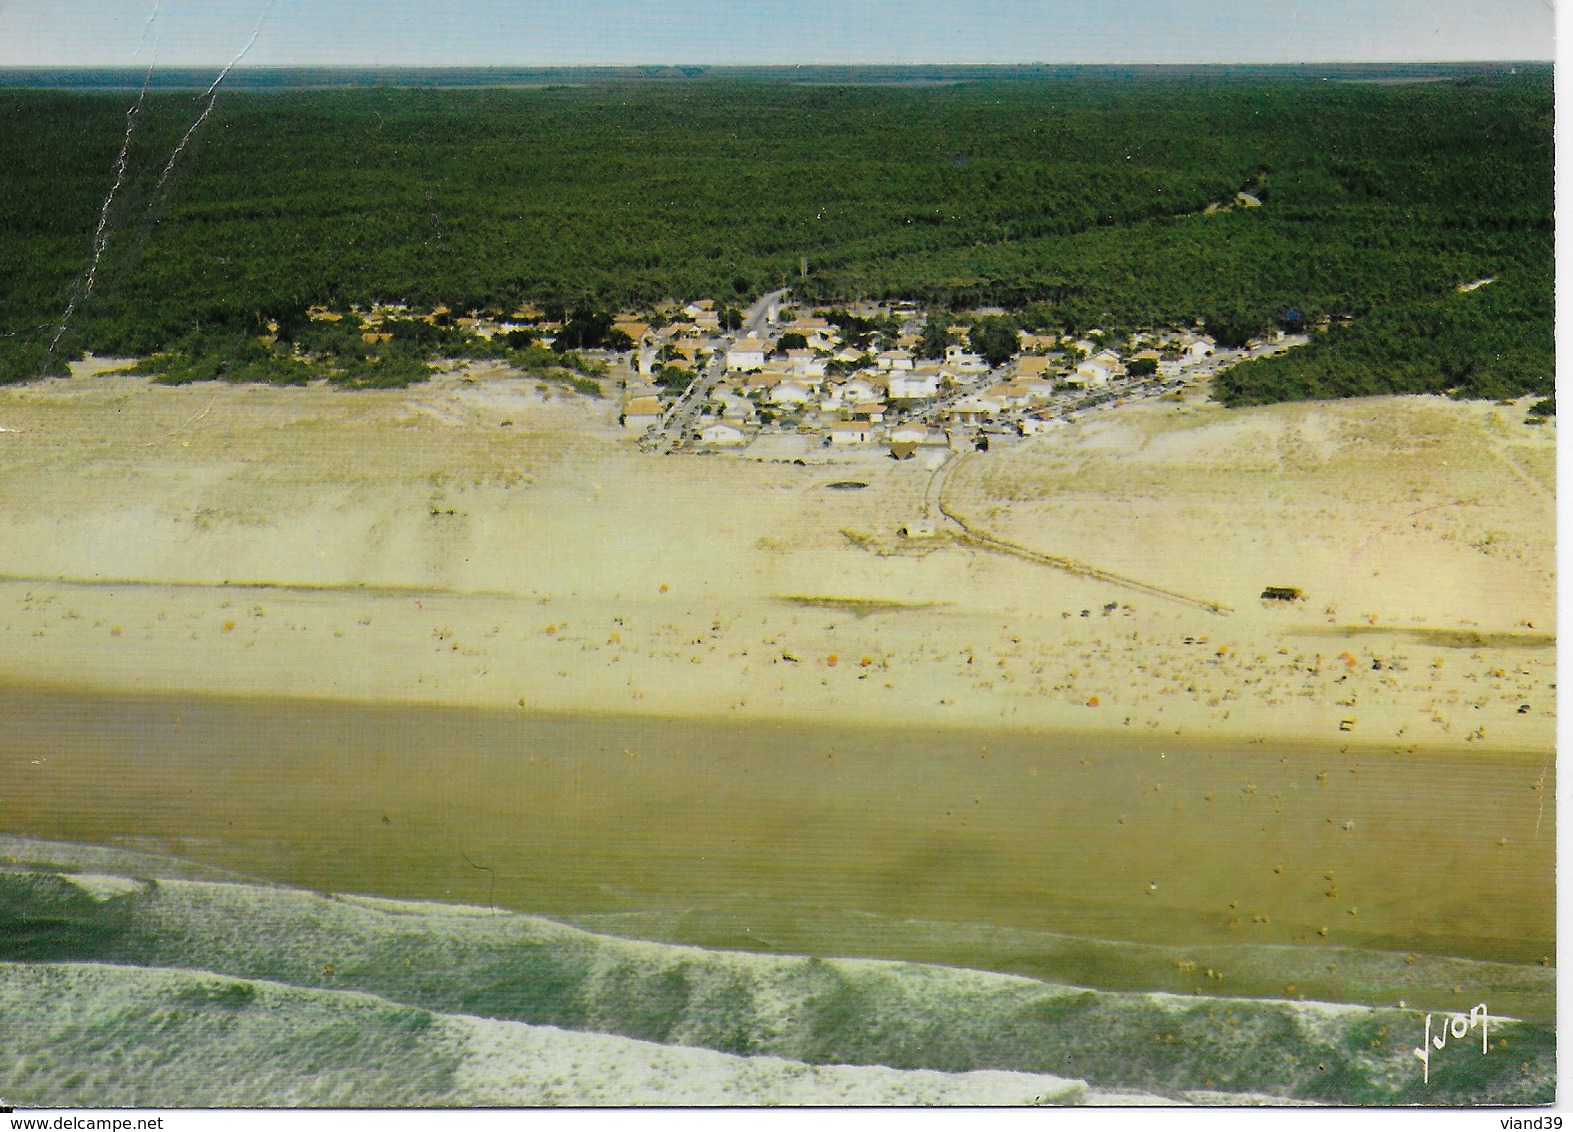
[0,59,1554,69]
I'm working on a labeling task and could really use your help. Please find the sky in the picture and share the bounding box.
[0,0,1556,67]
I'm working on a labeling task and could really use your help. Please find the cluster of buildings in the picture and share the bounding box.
[306,301,565,346]
[303,296,1259,453]
[617,299,1236,450]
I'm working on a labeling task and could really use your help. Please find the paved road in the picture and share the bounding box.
[740,288,783,336]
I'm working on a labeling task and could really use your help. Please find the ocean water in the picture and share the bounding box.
[0,862,1555,1104]
[0,685,1552,998]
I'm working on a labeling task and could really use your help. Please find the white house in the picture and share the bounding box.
[841,376,886,404]
[827,421,875,445]
[699,421,748,446]
[944,394,1003,424]
[986,382,1041,410]
[876,349,915,371]
[1076,354,1120,386]
[622,395,663,431]
[727,336,768,371]
[1008,378,1057,404]
[768,380,814,407]
[888,367,942,400]
[945,348,989,374]
[785,349,827,380]
[711,390,756,421]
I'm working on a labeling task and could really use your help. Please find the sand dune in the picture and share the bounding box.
[0,371,1554,751]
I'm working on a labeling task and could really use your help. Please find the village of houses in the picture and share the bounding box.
[331,292,1305,461]
[606,296,1303,460]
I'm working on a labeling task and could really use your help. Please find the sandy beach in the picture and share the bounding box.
[0,362,1554,754]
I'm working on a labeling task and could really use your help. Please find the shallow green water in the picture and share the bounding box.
[0,684,1553,994]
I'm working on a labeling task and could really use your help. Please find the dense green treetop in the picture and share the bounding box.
[918,315,953,360]
[969,316,1021,368]
[0,71,1552,403]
